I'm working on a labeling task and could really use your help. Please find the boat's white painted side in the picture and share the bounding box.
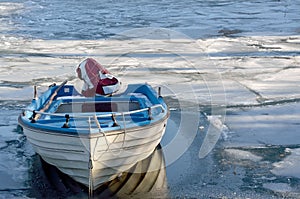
[22,117,168,190]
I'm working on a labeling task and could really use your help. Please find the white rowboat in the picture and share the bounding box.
[18,81,169,190]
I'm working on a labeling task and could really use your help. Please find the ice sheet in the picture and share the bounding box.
[0,35,299,107]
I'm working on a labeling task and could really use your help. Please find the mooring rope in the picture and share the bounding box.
[92,114,126,160]
[88,157,93,199]
[87,117,94,198]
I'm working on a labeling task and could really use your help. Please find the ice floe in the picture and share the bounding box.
[271,148,300,179]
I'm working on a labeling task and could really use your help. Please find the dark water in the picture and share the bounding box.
[1,0,299,40]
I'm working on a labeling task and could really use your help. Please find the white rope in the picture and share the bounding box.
[92,114,127,160]
[87,118,94,198]
[121,112,126,148]
[88,157,93,199]
[88,116,92,132]
[93,115,110,152]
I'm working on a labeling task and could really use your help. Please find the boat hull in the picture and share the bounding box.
[20,116,168,190]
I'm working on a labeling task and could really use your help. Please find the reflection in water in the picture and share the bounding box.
[29,144,168,199]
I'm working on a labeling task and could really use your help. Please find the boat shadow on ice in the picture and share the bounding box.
[29,144,168,199]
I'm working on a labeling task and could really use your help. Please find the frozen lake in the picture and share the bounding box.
[0,0,300,198]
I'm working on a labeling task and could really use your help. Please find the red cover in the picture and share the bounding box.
[76,58,120,96]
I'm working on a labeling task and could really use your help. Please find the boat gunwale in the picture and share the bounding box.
[18,113,169,138]
[22,103,165,119]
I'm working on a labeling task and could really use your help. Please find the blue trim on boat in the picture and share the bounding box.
[19,83,169,136]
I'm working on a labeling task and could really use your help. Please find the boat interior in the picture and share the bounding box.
[55,100,142,113]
